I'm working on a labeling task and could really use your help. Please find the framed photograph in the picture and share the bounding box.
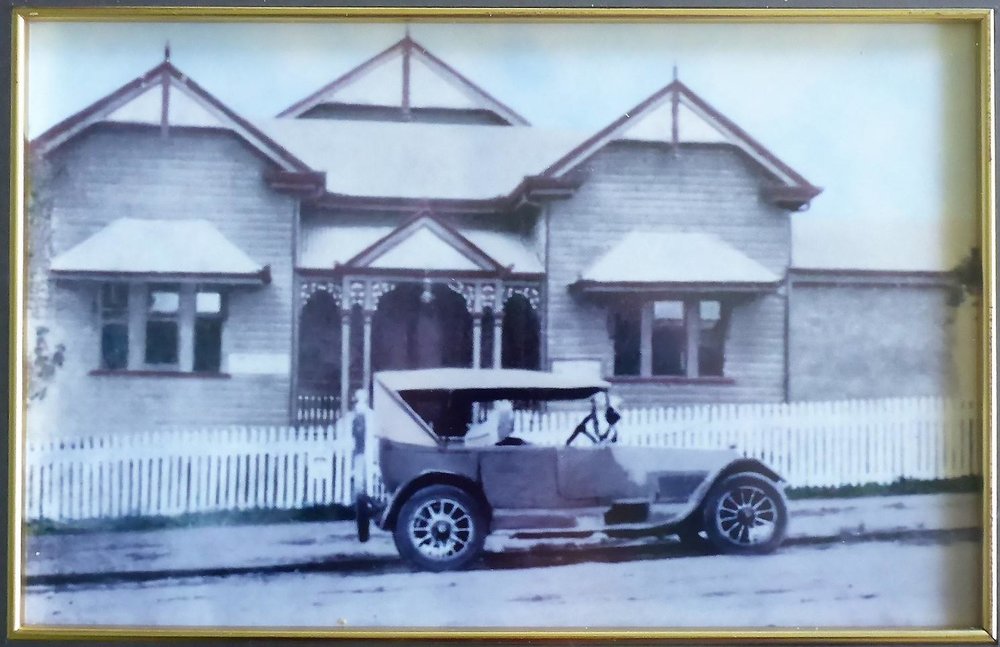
[6,6,996,642]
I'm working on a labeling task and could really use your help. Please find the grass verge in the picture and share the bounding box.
[26,504,353,535]
[26,476,981,534]
[786,475,981,500]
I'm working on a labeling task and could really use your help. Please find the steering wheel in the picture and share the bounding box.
[565,402,622,447]
[565,412,598,446]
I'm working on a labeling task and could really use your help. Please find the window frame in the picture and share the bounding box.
[144,285,182,368]
[98,283,130,370]
[92,282,229,377]
[611,297,730,382]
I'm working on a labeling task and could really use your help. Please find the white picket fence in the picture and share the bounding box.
[514,396,982,489]
[24,418,383,522]
[23,396,980,522]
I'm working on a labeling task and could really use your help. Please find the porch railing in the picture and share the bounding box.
[294,394,341,424]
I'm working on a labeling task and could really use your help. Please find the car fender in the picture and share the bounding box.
[670,458,785,527]
[378,470,491,532]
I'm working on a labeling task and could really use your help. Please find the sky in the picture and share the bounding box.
[24,20,983,267]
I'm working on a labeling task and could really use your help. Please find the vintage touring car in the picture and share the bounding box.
[355,368,789,571]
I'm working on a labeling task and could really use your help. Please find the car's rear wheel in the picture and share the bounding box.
[393,485,487,572]
[702,473,787,555]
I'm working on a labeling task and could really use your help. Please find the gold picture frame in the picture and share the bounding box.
[6,6,997,642]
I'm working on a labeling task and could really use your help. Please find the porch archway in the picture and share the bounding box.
[501,293,540,369]
[297,289,342,402]
[372,283,473,372]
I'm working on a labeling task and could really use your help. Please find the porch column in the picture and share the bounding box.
[640,301,653,377]
[492,314,503,368]
[684,299,700,378]
[340,310,351,414]
[471,314,483,369]
[362,311,374,391]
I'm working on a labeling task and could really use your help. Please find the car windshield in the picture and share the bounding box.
[397,391,620,444]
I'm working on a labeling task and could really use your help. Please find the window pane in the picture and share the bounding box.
[148,289,179,314]
[145,320,178,365]
[700,300,721,323]
[652,300,685,376]
[196,291,222,315]
[194,318,222,372]
[101,323,128,370]
[700,303,726,377]
[653,300,683,321]
[612,307,641,376]
[100,284,128,319]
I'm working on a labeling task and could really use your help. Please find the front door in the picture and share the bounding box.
[373,283,472,371]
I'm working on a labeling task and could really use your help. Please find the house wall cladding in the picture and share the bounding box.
[544,142,791,406]
[37,125,297,435]
[787,280,962,401]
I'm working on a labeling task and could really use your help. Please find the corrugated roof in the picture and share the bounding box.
[51,218,267,282]
[255,118,585,200]
[579,231,780,286]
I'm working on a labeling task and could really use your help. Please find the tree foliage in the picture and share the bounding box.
[948,246,982,306]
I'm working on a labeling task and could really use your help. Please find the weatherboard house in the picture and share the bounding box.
[29,37,965,435]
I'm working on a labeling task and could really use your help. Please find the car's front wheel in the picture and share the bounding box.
[393,485,487,572]
[702,472,788,555]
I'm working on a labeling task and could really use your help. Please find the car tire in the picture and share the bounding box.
[393,485,487,572]
[702,472,788,555]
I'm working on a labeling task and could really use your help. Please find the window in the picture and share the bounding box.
[145,287,180,365]
[99,284,129,370]
[96,284,226,374]
[612,305,641,376]
[651,301,685,376]
[193,290,224,372]
[612,299,727,378]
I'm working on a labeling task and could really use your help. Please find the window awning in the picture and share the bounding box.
[51,218,270,284]
[575,231,781,293]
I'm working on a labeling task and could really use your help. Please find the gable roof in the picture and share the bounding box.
[276,35,529,126]
[31,60,312,173]
[542,79,821,207]
[342,211,509,273]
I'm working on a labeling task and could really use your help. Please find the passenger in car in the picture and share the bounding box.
[465,400,527,446]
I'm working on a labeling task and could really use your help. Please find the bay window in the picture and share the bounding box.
[97,283,226,374]
[612,298,728,379]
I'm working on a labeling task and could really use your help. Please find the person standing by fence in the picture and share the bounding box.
[350,388,374,498]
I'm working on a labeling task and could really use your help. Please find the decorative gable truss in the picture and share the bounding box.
[540,79,821,210]
[30,59,325,195]
[277,34,530,126]
[340,211,525,276]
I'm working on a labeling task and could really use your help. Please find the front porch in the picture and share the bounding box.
[295,275,542,419]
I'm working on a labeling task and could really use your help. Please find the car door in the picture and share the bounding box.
[555,446,652,501]
[479,445,564,509]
